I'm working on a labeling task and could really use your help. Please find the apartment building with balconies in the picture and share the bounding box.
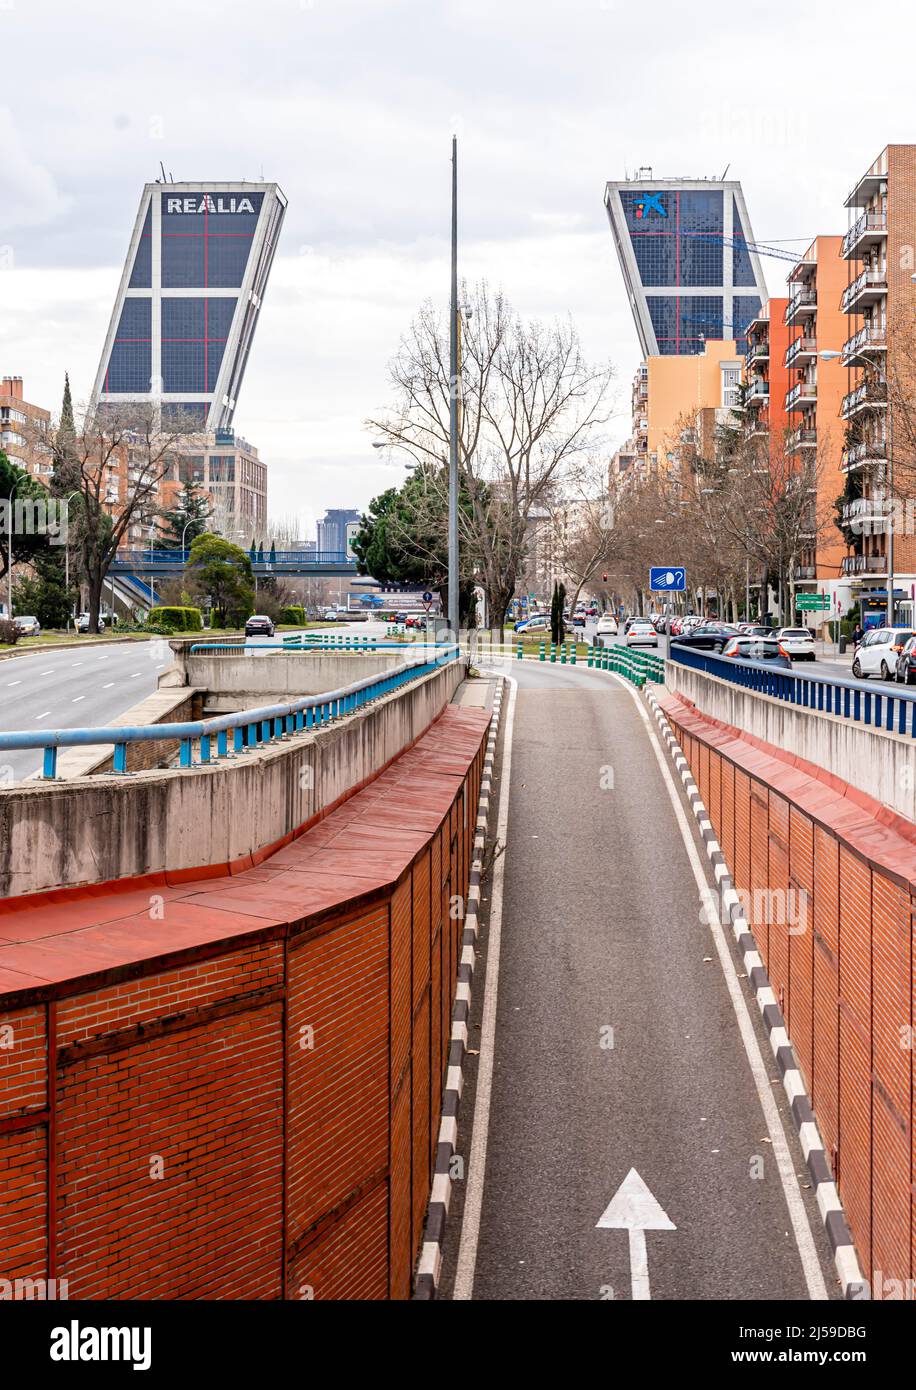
[0,377,52,482]
[839,145,916,616]
[782,237,847,591]
[742,300,791,456]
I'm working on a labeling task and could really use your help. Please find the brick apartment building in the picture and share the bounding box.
[839,145,916,622]
[782,236,848,592]
[0,377,52,481]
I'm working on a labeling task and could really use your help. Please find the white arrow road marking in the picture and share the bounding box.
[596,1168,675,1301]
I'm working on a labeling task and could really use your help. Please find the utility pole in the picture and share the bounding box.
[448,135,460,639]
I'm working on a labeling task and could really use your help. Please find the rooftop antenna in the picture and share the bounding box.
[721,162,731,181]
[159,160,167,183]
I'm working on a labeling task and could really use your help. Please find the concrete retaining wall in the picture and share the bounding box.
[0,661,465,899]
[177,651,410,712]
[666,660,916,821]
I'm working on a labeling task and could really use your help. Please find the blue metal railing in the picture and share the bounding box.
[110,548,351,567]
[0,647,458,780]
[669,644,916,737]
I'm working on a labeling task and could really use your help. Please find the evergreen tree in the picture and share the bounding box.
[59,373,75,441]
[158,481,211,548]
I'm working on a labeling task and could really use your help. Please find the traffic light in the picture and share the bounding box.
[602,572,608,582]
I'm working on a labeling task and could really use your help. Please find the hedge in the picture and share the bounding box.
[147,605,204,632]
[280,605,306,625]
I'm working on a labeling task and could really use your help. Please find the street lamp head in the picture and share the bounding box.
[818,350,841,361]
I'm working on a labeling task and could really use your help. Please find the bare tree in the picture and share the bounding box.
[48,403,196,631]
[367,281,615,636]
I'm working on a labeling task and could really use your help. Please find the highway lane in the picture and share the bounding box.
[0,641,168,784]
[441,661,837,1301]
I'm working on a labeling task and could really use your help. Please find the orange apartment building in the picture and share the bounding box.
[782,237,848,596]
[839,145,916,624]
[742,298,791,464]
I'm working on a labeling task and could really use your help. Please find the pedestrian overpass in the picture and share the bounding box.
[110,548,359,580]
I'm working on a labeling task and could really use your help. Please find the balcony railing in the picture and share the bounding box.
[745,377,769,402]
[841,381,887,418]
[842,552,887,576]
[842,211,888,259]
[842,438,886,470]
[793,565,817,580]
[784,336,817,369]
[784,289,817,323]
[843,499,890,533]
[785,380,817,411]
[788,426,818,451]
[841,267,888,313]
[840,324,887,365]
[745,339,769,368]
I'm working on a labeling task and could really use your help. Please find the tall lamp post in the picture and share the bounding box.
[62,489,82,630]
[447,135,460,639]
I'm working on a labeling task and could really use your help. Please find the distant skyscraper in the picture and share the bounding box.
[91,182,287,431]
[604,170,767,355]
[317,508,361,556]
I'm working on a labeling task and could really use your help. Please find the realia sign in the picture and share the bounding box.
[165,195,256,214]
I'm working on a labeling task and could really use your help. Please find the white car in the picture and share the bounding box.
[852,626,916,681]
[594,615,618,638]
[13,615,40,637]
[775,627,816,661]
[625,620,659,648]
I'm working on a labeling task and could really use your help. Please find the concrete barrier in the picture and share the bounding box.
[666,659,916,822]
[0,660,465,899]
[174,650,411,712]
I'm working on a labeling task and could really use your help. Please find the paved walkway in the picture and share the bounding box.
[440,663,838,1301]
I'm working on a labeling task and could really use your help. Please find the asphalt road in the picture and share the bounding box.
[440,661,837,1301]
[0,641,169,784]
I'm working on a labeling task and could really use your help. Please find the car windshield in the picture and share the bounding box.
[783,629,810,638]
[892,630,915,643]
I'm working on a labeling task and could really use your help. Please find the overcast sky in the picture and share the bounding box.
[1,0,913,538]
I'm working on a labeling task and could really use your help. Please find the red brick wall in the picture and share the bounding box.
[670,711,915,1294]
[0,720,488,1301]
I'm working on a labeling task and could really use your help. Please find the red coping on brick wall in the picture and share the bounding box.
[0,706,492,1008]
[658,692,916,890]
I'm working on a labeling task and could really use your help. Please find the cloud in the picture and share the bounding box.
[0,108,68,236]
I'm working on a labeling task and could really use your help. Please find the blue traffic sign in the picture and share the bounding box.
[422,591,433,604]
[649,566,686,592]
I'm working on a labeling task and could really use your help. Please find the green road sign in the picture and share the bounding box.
[796,593,830,610]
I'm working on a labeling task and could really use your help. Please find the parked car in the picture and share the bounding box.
[517,615,551,634]
[852,626,916,680]
[245,614,276,638]
[13,615,40,637]
[76,612,105,634]
[721,636,792,669]
[895,636,916,685]
[773,627,816,661]
[321,607,338,620]
[625,620,659,648]
[671,624,740,654]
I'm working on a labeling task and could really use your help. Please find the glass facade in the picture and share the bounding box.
[160,193,263,289]
[732,295,762,354]
[105,298,151,393]
[161,297,236,393]
[128,207,152,289]
[732,199,757,287]
[607,180,766,358]
[96,185,285,429]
